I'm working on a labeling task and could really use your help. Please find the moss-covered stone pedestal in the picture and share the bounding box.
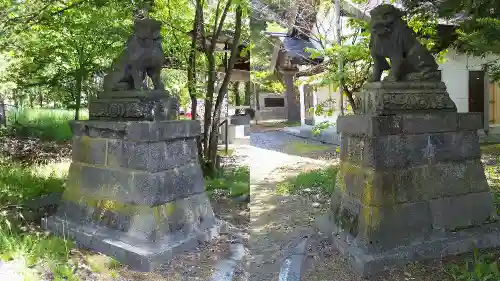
[43,120,222,271]
[317,82,500,277]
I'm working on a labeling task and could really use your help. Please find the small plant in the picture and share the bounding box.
[277,165,338,196]
[446,248,500,281]
[205,166,249,198]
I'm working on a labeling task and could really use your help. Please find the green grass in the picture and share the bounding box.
[286,142,329,154]
[481,143,500,214]
[206,166,249,197]
[0,158,76,280]
[217,148,235,157]
[5,108,88,141]
[277,165,338,196]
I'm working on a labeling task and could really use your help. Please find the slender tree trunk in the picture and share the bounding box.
[189,0,203,163]
[38,93,43,108]
[74,69,83,120]
[244,81,251,106]
[0,99,5,127]
[206,5,243,174]
[233,81,241,114]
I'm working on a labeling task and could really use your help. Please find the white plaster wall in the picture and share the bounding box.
[312,84,341,124]
[439,49,500,113]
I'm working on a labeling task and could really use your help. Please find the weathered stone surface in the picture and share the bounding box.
[429,192,495,231]
[322,79,498,277]
[105,138,198,172]
[65,162,204,206]
[54,192,215,239]
[45,118,219,272]
[336,161,486,207]
[337,112,479,136]
[70,120,201,141]
[340,132,481,169]
[458,112,484,131]
[72,136,107,166]
[354,82,457,116]
[89,94,179,121]
[330,191,432,253]
[43,193,223,271]
[317,218,500,277]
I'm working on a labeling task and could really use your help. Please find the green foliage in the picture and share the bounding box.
[6,108,88,141]
[0,153,75,280]
[205,166,249,197]
[0,159,67,206]
[312,121,334,136]
[277,165,338,196]
[251,70,285,93]
[447,248,500,281]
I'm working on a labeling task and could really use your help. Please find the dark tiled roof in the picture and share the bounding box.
[282,36,324,65]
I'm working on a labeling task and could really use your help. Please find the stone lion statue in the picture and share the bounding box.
[103,18,165,91]
[368,4,441,82]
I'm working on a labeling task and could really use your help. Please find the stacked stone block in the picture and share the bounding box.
[44,119,221,271]
[320,82,500,277]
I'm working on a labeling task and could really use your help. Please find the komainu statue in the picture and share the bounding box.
[103,18,165,91]
[368,4,441,82]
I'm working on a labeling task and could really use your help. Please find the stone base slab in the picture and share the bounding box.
[316,215,500,277]
[43,215,225,272]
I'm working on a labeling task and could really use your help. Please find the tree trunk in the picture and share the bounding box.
[38,93,43,108]
[74,69,83,120]
[189,0,204,164]
[206,5,243,175]
[233,81,241,114]
[0,99,5,127]
[244,81,251,105]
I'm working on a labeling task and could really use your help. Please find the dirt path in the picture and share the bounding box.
[247,129,338,281]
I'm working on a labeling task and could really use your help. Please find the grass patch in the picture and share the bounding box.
[0,156,75,280]
[206,166,249,197]
[481,143,500,214]
[257,120,300,128]
[5,108,88,141]
[277,165,338,196]
[445,248,500,281]
[85,254,121,278]
[217,148,234,157]
[286,142,329,154]
[0,159,68,206]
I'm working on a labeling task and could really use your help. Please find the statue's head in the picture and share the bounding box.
[132,18,162,48]
[369,4,404,37]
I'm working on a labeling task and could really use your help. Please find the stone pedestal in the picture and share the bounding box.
[43,114,222,271]
[318,82,500,277]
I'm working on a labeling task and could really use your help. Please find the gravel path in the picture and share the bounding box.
[247,129,338,281]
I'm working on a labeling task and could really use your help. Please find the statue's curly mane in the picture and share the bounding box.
[369,4,409,56]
